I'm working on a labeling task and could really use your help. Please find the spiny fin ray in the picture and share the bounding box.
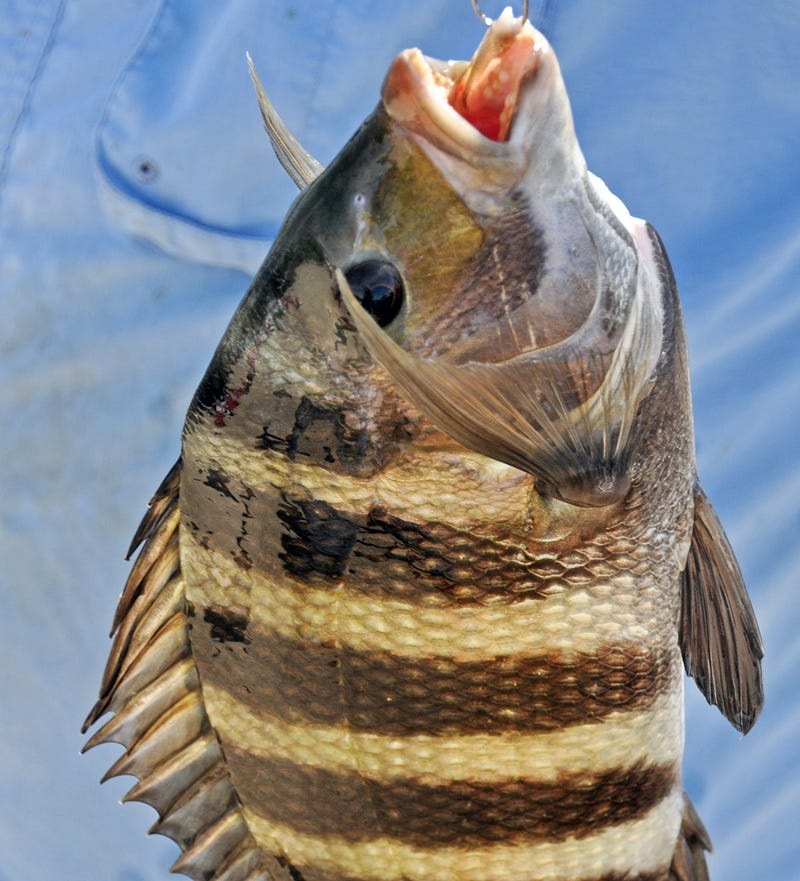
[170,811,250,878]
[83,461,275,880]
[125,458,182,562]
[82,658,198,752]
[150,766,234,847]
[122,734,222,814]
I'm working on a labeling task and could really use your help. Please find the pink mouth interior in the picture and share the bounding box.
[446,27,538,141]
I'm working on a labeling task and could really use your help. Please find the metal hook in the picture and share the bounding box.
[471,0,529,26]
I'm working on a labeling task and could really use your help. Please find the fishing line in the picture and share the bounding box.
[471,0,529,26]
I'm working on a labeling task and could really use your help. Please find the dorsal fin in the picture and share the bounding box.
[83,459,287,881]
[680,483,764,734]
[247,53,324,189]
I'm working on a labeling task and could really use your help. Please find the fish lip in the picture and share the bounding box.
[381,11,552,174]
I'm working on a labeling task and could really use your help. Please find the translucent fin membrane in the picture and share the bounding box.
[336,243,659,508]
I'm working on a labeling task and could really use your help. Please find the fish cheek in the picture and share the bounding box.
[368,137,484,338]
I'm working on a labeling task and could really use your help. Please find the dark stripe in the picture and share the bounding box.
[191,622,675,735]
[188,478,625,606]
[264,864,671,881]
[227,752,676,847]
[277,496,606,602]
[278,495,359,580]
[593,874,670,881]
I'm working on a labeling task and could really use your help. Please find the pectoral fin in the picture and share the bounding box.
[680,484,764,733]
[335,268,648,507]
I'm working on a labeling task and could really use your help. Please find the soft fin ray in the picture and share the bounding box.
[336,265,660,506]
[247,53,324,189]
[669,794,712,881]
[680,484,764,733]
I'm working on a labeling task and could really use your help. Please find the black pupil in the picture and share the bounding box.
[344,260,404,328]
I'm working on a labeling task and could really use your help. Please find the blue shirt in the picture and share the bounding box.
[1,2,797,879]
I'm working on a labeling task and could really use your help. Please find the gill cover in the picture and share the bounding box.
[338,250,660,508]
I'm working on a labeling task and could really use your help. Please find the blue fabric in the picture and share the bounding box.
[1,2,798,880]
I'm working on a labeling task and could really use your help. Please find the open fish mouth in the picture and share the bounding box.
[382,10,551,166]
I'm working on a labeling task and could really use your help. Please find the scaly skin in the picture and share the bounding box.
[84,13,729,881]
[177,205,695,880]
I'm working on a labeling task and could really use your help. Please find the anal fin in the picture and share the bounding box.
[670,794,712,881]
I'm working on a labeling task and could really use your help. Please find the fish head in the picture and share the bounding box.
[187,10,671,506]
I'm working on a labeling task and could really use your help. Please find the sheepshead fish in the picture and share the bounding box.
[84,9,764,881]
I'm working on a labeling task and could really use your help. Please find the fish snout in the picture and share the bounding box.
[380,9,564,186]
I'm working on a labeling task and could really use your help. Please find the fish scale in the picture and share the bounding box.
[174,308,691,878]
[84,9,762,881]
[175,364,691,878]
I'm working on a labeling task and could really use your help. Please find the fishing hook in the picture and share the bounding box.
[471,0,529,26]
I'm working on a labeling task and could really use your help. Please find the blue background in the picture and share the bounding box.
[1,1,798,879]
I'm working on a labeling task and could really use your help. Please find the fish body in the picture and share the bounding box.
[85,11,763,881]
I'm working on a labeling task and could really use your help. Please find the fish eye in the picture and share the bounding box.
[343,260,405,328]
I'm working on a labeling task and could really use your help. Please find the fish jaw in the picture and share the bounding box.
[381,9,582,204]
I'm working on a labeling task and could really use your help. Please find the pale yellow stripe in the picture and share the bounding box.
[203,679,683,783]
[182,531,659,661]
[242,787,684,881]
[183,428,531,526]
